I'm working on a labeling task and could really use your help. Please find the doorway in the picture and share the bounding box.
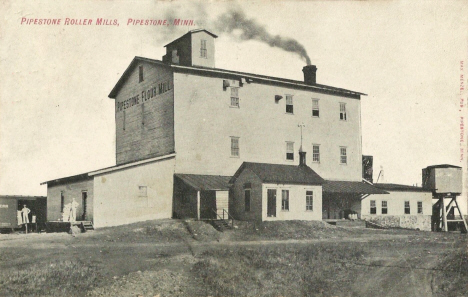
[200,191,217,219]
[267,189,277,217]
[81,191,88,221]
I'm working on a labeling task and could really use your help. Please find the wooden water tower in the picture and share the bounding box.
[422,164,467,233]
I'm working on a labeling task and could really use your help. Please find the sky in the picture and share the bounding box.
[0,0,467,208]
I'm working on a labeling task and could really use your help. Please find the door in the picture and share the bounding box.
[200,191,217,219]
[267,189,277,217]
[81,191,88,221]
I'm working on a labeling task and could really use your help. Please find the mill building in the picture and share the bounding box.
[41,29,400,228]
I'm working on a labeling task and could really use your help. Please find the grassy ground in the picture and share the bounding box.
[0,219,467,297]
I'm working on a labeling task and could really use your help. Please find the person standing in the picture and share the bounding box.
[17,209,23,226]
[70,198,79,222]
[21,205,31,224]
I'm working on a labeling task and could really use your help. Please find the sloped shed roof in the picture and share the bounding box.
[230,162,324,185]
[323,181,389,195]
[175,174,231,191]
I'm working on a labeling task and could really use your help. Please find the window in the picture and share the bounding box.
[286,142,294,161]
[404,201,410,214]
[200,40,207,58]
[417,201,423,214]
[286,95,294,114]
[60,192,64,213]
[382,201,388,214]
[370,200,377,214]
[244,189,251,212]
[312,99,320,117]
[281,190,289,211]
[123,110,126,131]
[139,186,147,197]
[312,145,320,162]
[340,147,347,164]
[231,137,240,157]
[139,65,144,83]
[230,87,239,107]
[340,103,347,120]
[306,191,313,211]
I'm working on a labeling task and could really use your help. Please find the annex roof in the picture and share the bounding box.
[108,57,366,99]
[373,183,432,192]
[41,154,176,186]
[175,174,231,191]
[40,172,91,187]
[323,180,389,195]
[164,29,218,48]
[230,162,324,186]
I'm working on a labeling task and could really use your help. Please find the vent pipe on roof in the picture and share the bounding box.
[302,65,317,85]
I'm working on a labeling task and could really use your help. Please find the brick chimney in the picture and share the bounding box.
[299,147,307,167]
[302,65,317,85]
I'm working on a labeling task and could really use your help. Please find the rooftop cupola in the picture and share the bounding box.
[162,29,218,68]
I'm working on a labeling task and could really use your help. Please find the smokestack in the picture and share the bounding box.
[299,148,307,167]
[302,65,317,85]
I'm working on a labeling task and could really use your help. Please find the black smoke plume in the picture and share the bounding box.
[214,9,311,65]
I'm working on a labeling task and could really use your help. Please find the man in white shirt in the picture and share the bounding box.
[21,205,31,224]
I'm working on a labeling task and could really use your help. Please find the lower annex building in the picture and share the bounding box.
[42,29,400,228]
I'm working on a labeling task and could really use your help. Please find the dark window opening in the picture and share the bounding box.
[286,95,294,114]
[381,201,388,214]
[286,142,294,161]
[60,192,64,213]
[370,200,376,214]
[245,189,251,212]
[139,66,144,83]
[312,99,319,117]
[404,201,410,214]
[417,201,423,214]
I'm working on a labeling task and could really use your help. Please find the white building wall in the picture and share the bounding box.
[362,191,432,216]
[190,31,215,68]
[261,183,322,221]
[92,157,175,228]
[361,191,432,231]
[173,73,362,181]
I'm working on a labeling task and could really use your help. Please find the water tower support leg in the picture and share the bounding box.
[441,196,448,232]
[453,199,468,233]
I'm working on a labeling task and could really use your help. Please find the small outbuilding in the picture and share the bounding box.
[229,159,324,222]
[361,183,433,231]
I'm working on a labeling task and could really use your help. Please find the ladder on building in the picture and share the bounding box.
[433,196,468,233]
[80,221,94,232]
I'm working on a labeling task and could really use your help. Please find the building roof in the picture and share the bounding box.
[323,180,389,195]
[164,29,218,48]
[230,162,324,185]
[175,174,231,191]
[424,164,462,169]
[41,154,177,186]
[40,173,92,187]
[373,183,432,192]
[0,195,47,200]
[108,56,366,99]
